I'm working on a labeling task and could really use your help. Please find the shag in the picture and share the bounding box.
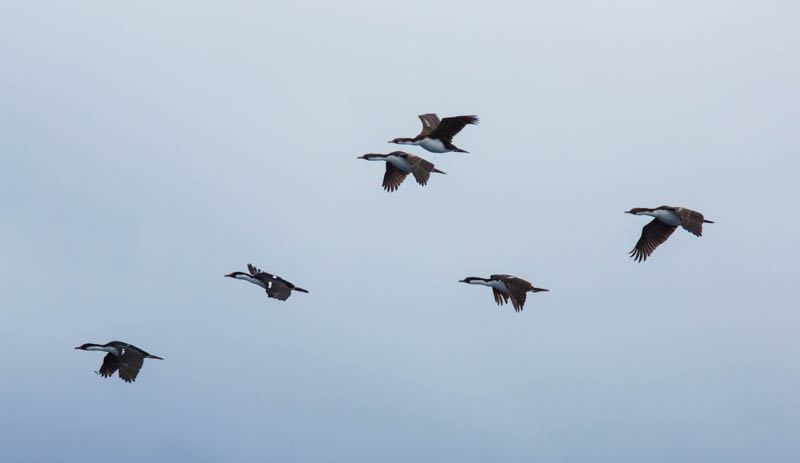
[625,206,714,262]
[459,274,549,312]
[358,151,445,192]
[74,341,163,383]
[389,113,478,153]
[226,264,309,301]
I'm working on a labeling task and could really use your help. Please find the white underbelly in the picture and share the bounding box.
[488,280,508,294]
[387,156,412,172]
[652,210,681,226]
[418,138,448,153]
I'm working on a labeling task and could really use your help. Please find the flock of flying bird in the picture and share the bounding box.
[75,113,714,382]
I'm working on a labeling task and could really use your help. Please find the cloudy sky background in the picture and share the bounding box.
[2,1,798,461]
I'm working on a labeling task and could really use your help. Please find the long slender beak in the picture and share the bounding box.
[224,273,233,278]
[74,346,82,349]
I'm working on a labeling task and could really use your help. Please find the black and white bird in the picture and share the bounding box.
[74,341,163,383]
[389,113,478,153]
[459,274,549,312]
[625,206,714,262]
[358,152,445,192]
[225,263,309,301]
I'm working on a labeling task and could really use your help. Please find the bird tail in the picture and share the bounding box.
[146,355,164,360]
[531,287,549,293]
[452,147,469,153]
[704,219,714,223]
[293,287,309,293]
[432,168,446,175]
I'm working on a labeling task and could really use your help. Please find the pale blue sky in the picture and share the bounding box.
[1,1,799,461]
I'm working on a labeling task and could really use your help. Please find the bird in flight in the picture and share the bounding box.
[388,113,479,153]
[358,152,446,192]
[74,341,163,383]
[226,263,309,301]
[625,206,714,262]
[460,274,549,312]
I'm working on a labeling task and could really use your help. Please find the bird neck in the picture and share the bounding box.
[234,273,266,288]
[86,344,118,355]
[643,209,680,225]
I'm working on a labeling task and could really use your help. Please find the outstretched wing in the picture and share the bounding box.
[408,155,436,186]
[417,113,441,137]
[430,115,479,142]
[492,288,508,306]
[118,349,145,383]
[248,263,278,284]
[630,219,677,262]
[267,281,293,301]
[674,208,705,237]
[507,283,528,312]
[247,263,265,277]
[98,353,119,378]
[382,162,408,192]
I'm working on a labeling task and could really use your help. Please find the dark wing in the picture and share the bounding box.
[382,162,408,192]
[504,276,533,291]
[674,208,705,236]
[506,282,528,312]
[98,353,119,378]
[271,275,297,289]
[630,219,677,262]
[248,263,278,285]
[430,115,479,142]
[266,280,292,301]
[417,113,441,137]
[118,348,145,383]
[492,288,508,306]
[407,155,436,186]
[247,263,263,277]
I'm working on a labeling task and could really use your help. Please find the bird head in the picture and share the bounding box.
[74,343,97,350]
[357,153,387,160]
[625,208,648,215]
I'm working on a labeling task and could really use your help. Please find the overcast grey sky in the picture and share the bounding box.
[2,1,799,461]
